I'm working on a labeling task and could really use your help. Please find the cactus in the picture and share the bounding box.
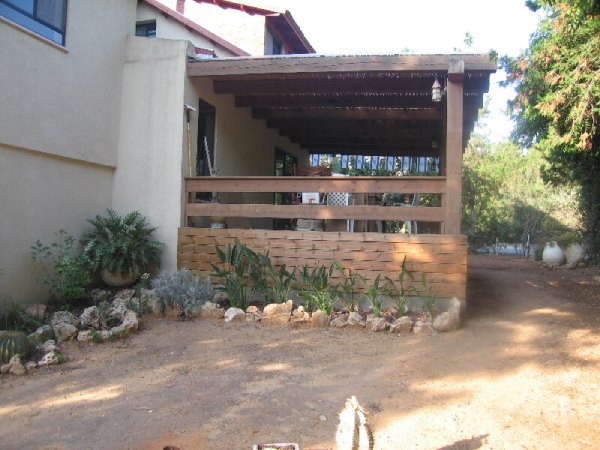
[0,330,34,364]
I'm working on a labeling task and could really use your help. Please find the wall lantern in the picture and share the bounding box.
[432,78,443,102]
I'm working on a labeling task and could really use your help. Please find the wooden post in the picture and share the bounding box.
[443,60,464,235]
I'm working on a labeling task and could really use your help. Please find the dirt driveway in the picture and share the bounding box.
[1,255,599,449]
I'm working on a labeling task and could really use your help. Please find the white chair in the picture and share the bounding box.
[326,192,354,232]
[392,194,420,234]
[296,193,323,231]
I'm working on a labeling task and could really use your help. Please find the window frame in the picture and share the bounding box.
[0,0,67,46]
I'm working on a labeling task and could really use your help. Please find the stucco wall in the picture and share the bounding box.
[136,2,238,57]
[111,37,190,274]
[0,0,137,302]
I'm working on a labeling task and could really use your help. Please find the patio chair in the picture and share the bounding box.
[296,192,324,231]
[392,194,420,234]
[326,192,354,232]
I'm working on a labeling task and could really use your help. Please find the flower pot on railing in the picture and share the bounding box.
[100,268,140,288]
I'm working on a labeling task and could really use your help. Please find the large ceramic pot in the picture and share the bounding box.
[100,268,139,288]
[565,243,586,268]
[542,241,565,267]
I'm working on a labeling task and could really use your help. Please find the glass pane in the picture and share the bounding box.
[6,0,34,14]
[36,0,65,30]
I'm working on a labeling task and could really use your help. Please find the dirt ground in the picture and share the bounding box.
[1,255,599,450]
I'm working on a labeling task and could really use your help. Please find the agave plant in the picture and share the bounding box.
[298,262,336,315]
[81,209,163,276]
[211,242,258,310]
[383,256,416,317]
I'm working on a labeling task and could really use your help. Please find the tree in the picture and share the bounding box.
[500,0,600,261]
[462,137,578,252]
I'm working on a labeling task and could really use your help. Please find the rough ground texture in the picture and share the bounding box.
[1,255,599,449]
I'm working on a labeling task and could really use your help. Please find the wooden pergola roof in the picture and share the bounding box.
[187,54,496,156]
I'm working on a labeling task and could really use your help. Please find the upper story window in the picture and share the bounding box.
[135,20,156,38]
[265,29,283,55]
[0,0,67,45]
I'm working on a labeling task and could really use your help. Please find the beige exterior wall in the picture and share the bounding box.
[0,0,137,301]
[136,2,238,57]
[111,37,190,275]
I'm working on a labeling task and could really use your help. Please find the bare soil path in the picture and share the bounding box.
[1,255,599,449]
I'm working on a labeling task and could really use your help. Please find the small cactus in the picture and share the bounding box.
[0,331,34,364]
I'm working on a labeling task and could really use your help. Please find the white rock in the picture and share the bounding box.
[122,310,139,331]
[347,312,365,327]
[199,302,225,320]
[51,311,78,328]
[25,303,46,319]
[28,325,54,344]
[291,305,310,323]
[390,316,413,333]
[109,305,129,321]
[80,306,101,329]
[212,292,228,305]
[25,361,37,373]
[263,300,293,325]
[52,322,78,343]
[224,307,246,323]
[413,320,435,335]
[565,243,586,269]
[8,354,26,376]
[330,316,348,328]
[39,352,60,366]
[37,339,59,354]
[367,316,389,332]
[1,363,9,373]
[433,298,462,332]
[77,330,94,342]
[310,309,329,328]
[245,305,262,322]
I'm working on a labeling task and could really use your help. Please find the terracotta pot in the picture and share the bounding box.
[100,268,139,288]
[542,241,564,266]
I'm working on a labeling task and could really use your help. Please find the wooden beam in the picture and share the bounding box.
[188,54,497,77]
[186,203,444,222]
[444,64,464,234]
[252,107,440,121]
[185,176,447,194]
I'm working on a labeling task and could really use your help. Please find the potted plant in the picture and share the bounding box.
[81,209,163,287]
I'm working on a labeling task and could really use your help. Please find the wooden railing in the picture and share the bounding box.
[184,176,447,228]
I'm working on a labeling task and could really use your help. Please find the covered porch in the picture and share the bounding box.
[179,54,495,301]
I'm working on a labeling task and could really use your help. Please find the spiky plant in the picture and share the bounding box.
[81,209,163,276]
[0,331,34,364]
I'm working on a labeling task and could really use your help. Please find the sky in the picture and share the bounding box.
[265,0,544,142]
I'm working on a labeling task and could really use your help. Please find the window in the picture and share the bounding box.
[265,29,283,55]
[0,0,67,45]
[135,20,156,38]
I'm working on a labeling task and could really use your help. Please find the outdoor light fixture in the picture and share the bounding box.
[432,78,443,102]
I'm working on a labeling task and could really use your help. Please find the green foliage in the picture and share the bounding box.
[418,273,437,321]
[81,209,163,276]
[250,251,271,305]
[0,330,34,363]
[501,1,600,261]
[0,297,43,332]
[90,329,104,344]
[31,229,92,301]
[334,262,360,312]
[151,268,213,316]
[298,263,336,315]
[383,256,415,317]
[359,274,384,318]
[211,242,259,310]
[462,139,578,250]
[265,259,296,304]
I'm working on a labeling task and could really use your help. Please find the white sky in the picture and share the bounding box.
[266,0,543,142]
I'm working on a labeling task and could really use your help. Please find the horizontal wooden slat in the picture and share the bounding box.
[185,176,446,194]
[186,203,443,222]
[177,228,467,300]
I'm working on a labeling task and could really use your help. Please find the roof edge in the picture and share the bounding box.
[142,0,250,56]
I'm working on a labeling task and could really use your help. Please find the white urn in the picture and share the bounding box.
[565,243,586,268]
[542,241,565,267]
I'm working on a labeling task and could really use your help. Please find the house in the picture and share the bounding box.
[0,0,495,306]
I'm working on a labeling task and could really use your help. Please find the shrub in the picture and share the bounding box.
[211,242,258,310]
[31,229,92,301]
[0,296,43,333]
[359,274,384,318]
[81,209,163,276]
[151,268,213,317]
[334,263,360,312]
[383,256,416,317]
